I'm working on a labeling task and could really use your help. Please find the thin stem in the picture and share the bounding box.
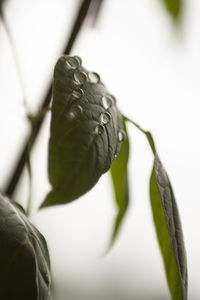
[4,0,93,198]
[26,135,33,216]
[1,11,27,105]
[124,115,156,155]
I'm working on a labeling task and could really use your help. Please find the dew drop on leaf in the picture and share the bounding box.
[102,95,115,109]
[65,56,81,70]
[74,56,82,66]
[94,124,105,135]
[71,88,84,99]
[99,112,111,125]
[118,130,126,142]
[68,105,83,119]
[74,71,88,85]
[88,72,100,84]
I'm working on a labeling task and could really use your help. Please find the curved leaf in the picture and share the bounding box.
[0,194,51,300]
[110,118,129,246]
[41,55,125,207]
[150,153,187,300]
[125,118,187,300]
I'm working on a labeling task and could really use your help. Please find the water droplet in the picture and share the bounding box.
[99,112,111,125]
[68,105,83,119]
[43,272,50,284]
[65,56,81,69]
[94,124,104,135]
[118,130,126,142]
[71,88,84,99]
[102,95,115,109]
[88,72,100,84]
[74,71,88,85]
[74,56,82,66]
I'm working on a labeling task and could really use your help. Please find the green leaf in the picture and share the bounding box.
[125,117,187,300]
[150,154,187,300]
[160,0,182,20]
[41,55,125,207]
[110,118,129,245]
[0,194,51,299]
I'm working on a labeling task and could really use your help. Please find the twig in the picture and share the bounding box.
[1,12,27,103]
[4,0,93,198]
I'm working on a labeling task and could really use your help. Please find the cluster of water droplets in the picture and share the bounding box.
[64,56,84,120]
[65,56,102,122]
[64,56,126,143]
[68,87,84,120]
[94,101,112,136]
[95,93,126,144]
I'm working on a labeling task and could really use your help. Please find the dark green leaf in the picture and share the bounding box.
[41,55,125,207]
[110,118,129,245]
[0,194,51,300]
[125,117,187,300]
[150,154,187,300]
[160,0,182,20]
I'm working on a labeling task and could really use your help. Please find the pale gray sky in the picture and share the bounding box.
[0,0,200,299]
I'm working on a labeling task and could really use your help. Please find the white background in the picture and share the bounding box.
[0,0,200,299]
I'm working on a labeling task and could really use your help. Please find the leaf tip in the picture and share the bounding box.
[39,190,56,210]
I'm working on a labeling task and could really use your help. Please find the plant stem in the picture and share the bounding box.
[3,0,93,199]
[1,12,27,104]
[124,116,156,155]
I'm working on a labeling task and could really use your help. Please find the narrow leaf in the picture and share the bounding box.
[41,55,125,207]
[0,194,51,299]
[110,118,129,245]
[125,117,187,300]
[150,154,187,300]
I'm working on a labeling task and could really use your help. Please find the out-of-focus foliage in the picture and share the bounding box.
[160,0,183,20]
[0,194,51,300]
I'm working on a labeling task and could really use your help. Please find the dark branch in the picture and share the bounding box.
[4,0,93,198]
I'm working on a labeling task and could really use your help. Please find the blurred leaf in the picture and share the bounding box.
[150,153,187,300]
[160,0,182,20]
[88,0,104,27]
[0,194,51,299]
[41,55,125,208]
[125,117,187,300]
[0,0,5,14]
[110,118,129,246]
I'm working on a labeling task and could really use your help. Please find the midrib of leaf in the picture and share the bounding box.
[57,131,101,190]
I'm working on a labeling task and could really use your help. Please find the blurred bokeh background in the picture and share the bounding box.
[0,0,200,299]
